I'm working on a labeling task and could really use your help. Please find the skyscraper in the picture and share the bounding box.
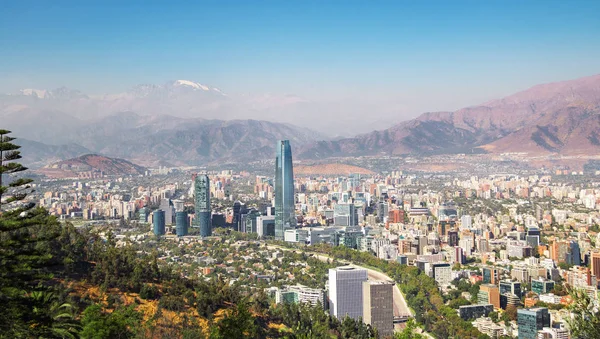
[159,198,175,225]
[153,209,165,236]
[175,211,188,237]
[328,266,367,320]
[362,281,394,337]
[275,140,296,240]
[194,174,211,237]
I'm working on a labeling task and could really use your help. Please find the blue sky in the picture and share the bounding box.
[1,0,599,117]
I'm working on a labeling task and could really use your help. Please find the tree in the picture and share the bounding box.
[80,303,141,339]
[0,130,63,336]
[566,288,600,339]
[211,301,258,339]
[29,290,81,339]
[395,318,425,339]
[0,129,34,209]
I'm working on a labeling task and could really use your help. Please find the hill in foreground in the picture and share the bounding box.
[37,154,146,178]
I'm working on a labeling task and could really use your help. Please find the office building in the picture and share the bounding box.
[194,174,212,237]
[275,285,326,307]
[500,293,521,310]
[517,308,550,339]
[175,211,188,236]
[274,140,296,240]
[334,203,357,226]
[138,207,148,223]
[432,263,452,285]
[159,198,175,225]
[483,267,498,284]
[256,215,276,238]
[478,284,500,309]
[152,209,165,236]
[591,251,600,287]
[328,266,367,320]
[362,281,394,338]
[458,304,494,320]
[531,279,555,295]
[499,280,522,297]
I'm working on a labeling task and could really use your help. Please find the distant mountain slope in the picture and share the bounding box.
[5,111,323,166]
[298,74,600,158]
[18,139,91,168]
[37,154,146,178]
[295,163,374,176]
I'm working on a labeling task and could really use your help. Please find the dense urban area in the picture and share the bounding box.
[2,128,600,339]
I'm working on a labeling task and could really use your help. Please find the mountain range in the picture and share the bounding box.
[297,74,600,158]
[2,74,600,168]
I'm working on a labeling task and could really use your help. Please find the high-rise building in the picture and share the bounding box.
[175,211,188,236]
[531,278,555,295]
[194,174,212,237]
[153,209,165,236]
[517,308,550,339]
[159,198,175,225]
[362,281,394,338]
[328,266,367,320]
[499,280,522,297]
[275,140,296,240]
[591,251,600,287]
[478,284,500,309]
[482,267,498,284]
[334,203,357,226]
[432,263,452,285]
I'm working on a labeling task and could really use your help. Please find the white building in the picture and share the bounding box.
[328,266,368,320]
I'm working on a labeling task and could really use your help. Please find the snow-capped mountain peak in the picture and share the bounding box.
[20,88,48,98]
[174,79,209,91]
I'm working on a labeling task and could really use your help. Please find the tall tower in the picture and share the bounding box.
[152,210,165,236]
[274,140,296,240]
[329,266,367,320]
[194,174,211,237]
[362,281,394,338]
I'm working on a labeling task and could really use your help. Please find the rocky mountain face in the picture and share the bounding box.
[297,74,600,158]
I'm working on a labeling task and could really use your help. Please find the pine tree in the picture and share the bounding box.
[0,129,33,209]
[0,130,63,336]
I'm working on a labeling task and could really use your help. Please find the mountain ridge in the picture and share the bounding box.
[297,73,600,159]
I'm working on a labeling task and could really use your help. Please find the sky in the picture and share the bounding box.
[1,0,600,133]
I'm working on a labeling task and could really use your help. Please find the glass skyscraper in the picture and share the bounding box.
[517,308,550,339]
[153,209,165,236]
[194,174,211,237]
[275,140,296,240]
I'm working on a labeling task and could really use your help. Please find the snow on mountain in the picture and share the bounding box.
[174,79,210,91]
[19,89,48,98]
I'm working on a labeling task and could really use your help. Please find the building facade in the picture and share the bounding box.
[517,308,550,339]
[362,281,394,338]
[274,140,296,240]
[153,209,165,236]
[194,174,212,237]
[328,266,367,320]
[175,211,188,236]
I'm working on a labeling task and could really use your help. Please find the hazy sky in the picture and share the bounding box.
[1,0,599,130]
